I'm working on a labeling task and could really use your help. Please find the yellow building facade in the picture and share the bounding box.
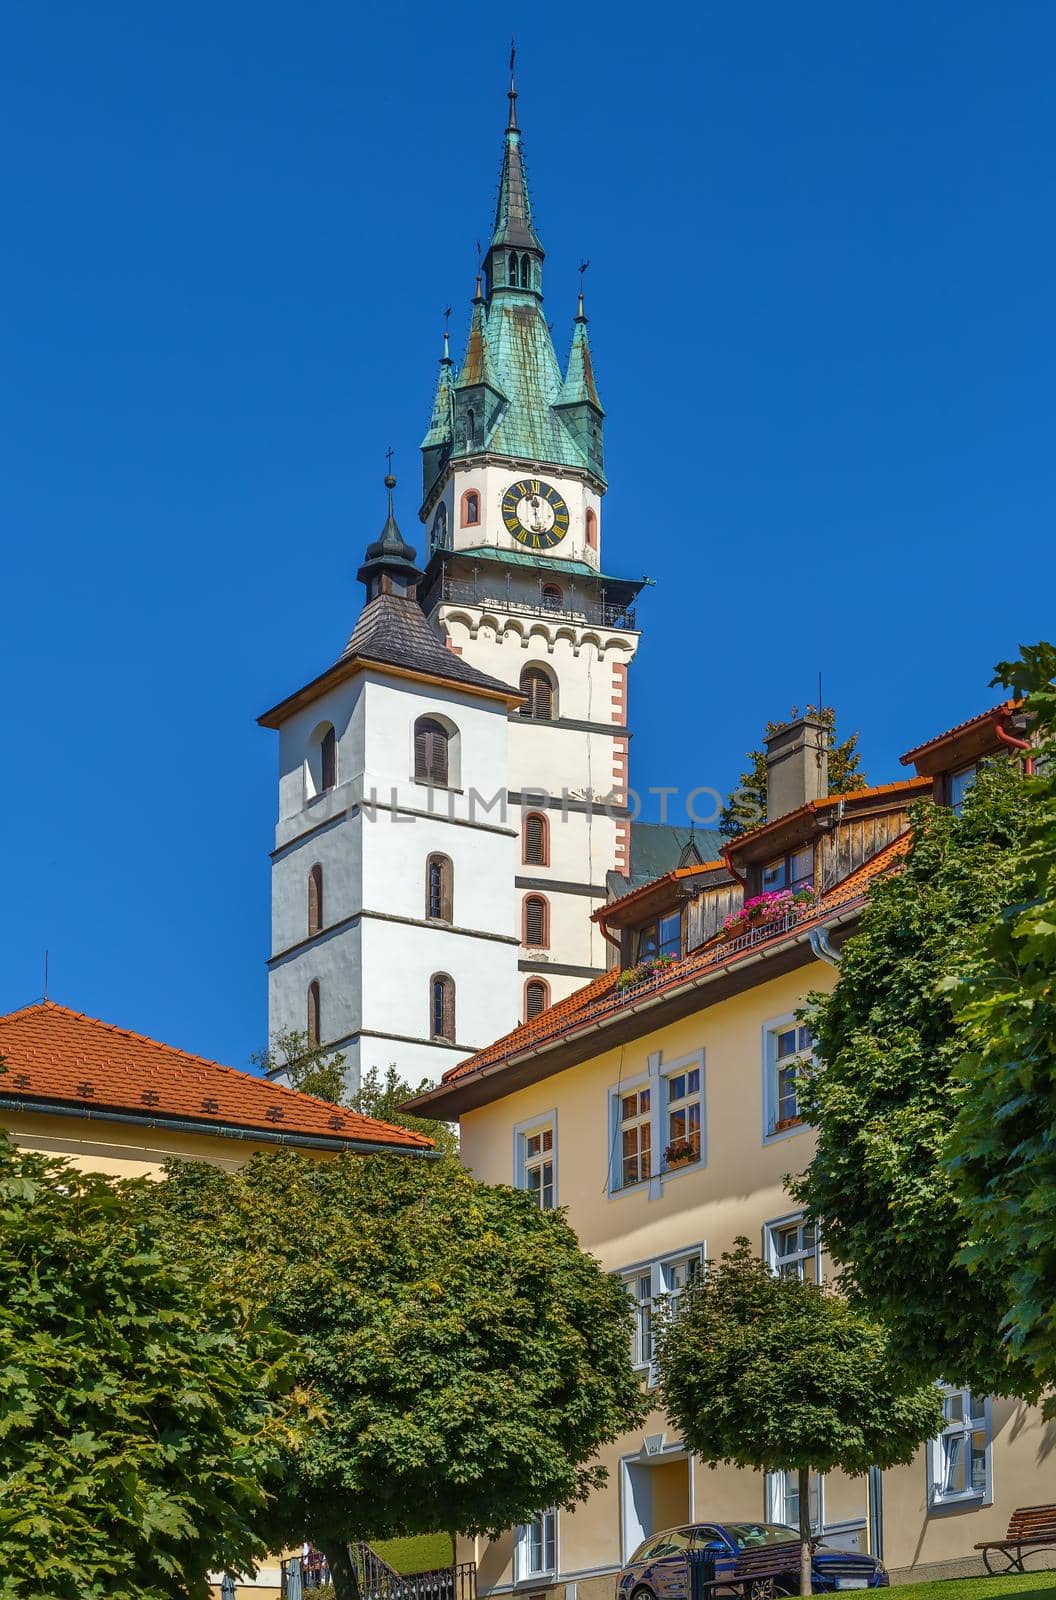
[412,707,1054,1595]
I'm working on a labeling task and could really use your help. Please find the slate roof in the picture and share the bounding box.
[340,591,517,698]
[607,822,726,897]
[0,1002,434,1152]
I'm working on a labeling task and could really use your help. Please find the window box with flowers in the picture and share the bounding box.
[663,1136,698,1168]
[617,953,677,990]
[721,887,817,942]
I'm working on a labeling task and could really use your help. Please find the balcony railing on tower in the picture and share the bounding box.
[428,574,636,631]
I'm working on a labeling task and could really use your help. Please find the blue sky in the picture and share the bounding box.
[2,0,1053,1067]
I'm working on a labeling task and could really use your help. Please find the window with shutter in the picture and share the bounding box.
[524,895,548,948]
[525,979,549,1021]
[430,974,455,1042]
[519,667,554,721]
[308,865,323,936]
[523,812,548,865]
[320,728,337,793]
[414,717,450,786]
[307,980,321,1048]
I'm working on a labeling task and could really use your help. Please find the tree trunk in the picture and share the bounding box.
[798,1467,813,1597]
[323,1541,361,1600]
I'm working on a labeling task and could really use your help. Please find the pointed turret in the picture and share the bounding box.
[453,275,508,458]
[554,287,605,477]
[420,324,455,500]
[357,471,422,600]
[484,46,544,300]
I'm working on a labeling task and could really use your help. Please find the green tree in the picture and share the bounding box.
[348,1064,459,1157]
[146,1149,647,1600]
[789,759,1039,1396]
[0,1136,299,1600]
[945,644,1056,1405]
[653,1240,942,1595]
[250,1027,348,1105]
[720,706,867,837]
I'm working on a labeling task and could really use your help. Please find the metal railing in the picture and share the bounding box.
[434,576,636,631]
[353,1545,477,1600]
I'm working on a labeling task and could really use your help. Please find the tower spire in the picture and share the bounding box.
[357,463,421,597]
[490,48,542,260]
[507,37,518,130]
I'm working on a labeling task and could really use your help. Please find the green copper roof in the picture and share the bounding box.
[421,73,606,497]
[435,544,649,590]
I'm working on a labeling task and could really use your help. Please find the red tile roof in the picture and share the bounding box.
[594,861,729,921]
[722,776,930,860]
[0,1002,433,1152]
[441,830,914,1087]
[900,701,1020,765]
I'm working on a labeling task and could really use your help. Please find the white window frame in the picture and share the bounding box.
[607,1050,706,1197]
[620,1245,705,1380]
[764,1212,822,1284]
[512,1111,558,1210]
[927,1386,992,1509]
[766,1467,824,1534]
[762,1013,814,1143]
[663,1061,703,1170]
[515,1508,557,1583]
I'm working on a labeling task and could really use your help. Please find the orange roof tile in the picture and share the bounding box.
[722,776,930,859]
[442,831,914,1087]
[900,701,1020,765]
[594,860,729,921]
[0,1002,433,1152]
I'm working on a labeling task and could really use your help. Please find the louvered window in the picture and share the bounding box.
[524,895,548,948]
[414,717,450,786]
[431,974,455,1042]
[426,854,453,922]
[320,728,337,793]
[307,980,321,1048]
[523,812,547,866]
[519,667,554,721]
[308,864,323,936]
[525,979,549,1021]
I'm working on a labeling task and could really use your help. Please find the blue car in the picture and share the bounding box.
[616,1522,888,1598]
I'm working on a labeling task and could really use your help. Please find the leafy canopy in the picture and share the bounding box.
[654,1239,943,1476]
[720,705,867,837]
[145,1150,646,1595]
[789,753,1038,1396]
[945,644,1056,1404]
[0,1136,298,1600]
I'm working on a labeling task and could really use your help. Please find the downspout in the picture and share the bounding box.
[995,720,1034,775]
[808,926,842,967]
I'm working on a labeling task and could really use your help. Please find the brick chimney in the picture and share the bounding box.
[765,715,829,820]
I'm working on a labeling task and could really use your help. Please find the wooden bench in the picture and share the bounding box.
[975,1505,1056,1574]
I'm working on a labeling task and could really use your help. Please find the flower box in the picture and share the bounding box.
[664,1137,698,1168]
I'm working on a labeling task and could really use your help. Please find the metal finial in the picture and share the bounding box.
[507,38,519,129]
[384,446,395,489]
[577,259,590,319]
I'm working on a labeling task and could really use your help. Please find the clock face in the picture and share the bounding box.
[501,478,570,550]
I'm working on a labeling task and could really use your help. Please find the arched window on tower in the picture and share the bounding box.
[414,716,451,786]
[308,864,323,936]
[307,980,321,1048]
[320,727,337,793]
[523,811,549,866]
[430,973,456,1042]
[461,488,480,527]
[585,508,598,550]
[523,894,549,949]
[520,254,531,289]
[541,583,562,612]
[466,408,476,449]
[426,853,453,922]
[519,665,555,721]
[508,251,518,285]
[525,978,550,1021]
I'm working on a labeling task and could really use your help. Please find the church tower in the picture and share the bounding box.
[417,61,645,1016]
[260,63,646,1088]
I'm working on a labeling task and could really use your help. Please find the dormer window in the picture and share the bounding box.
[949,763,978,815]
[636,911,681,963]
[761,845,814,895]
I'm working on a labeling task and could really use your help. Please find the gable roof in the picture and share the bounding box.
[410,827,914,1116]
[0,1002,434,1154]
[900,700,1021,766]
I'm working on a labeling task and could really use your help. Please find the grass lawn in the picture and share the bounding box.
[371,1531,455,1574]
[885,1573,1056,1600]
